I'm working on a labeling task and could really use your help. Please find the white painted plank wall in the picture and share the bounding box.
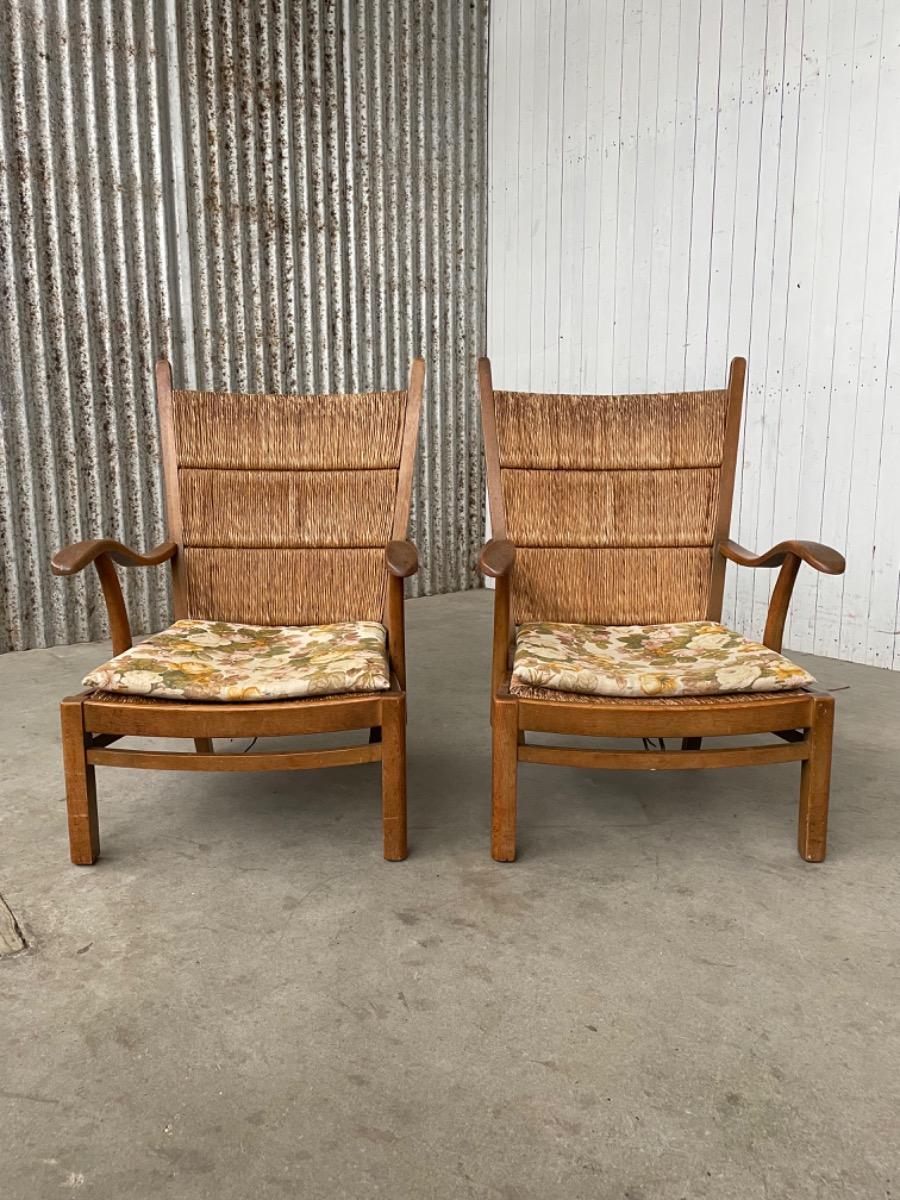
[487,0,900,667]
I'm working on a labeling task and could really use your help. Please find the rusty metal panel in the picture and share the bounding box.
[0,0,487,651]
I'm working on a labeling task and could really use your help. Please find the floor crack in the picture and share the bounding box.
[0,891,28,957]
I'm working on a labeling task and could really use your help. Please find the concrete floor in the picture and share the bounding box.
[1,590,899,1199]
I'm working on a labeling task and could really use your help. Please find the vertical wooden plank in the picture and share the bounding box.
[755,0,806,642]
[721,0,770,629]
[501,0,523,389]
[776,0,830,653]
[703,0,743,392]
[578,0,609,392]
[612,2,642,394]
[815,0,879,658]
[558,0,590,394]
[664,0,701,391]
[596,1,626,394]
[837,1,900,663]
[683,0,723,389]
[515,0,539,390]
[487,0,510,382]
[745,0,793,642]
[627,0,661,394]
[527,0,553,390]
[542,1,568,393]
[865,9,900,668]
[792,0,857,654]
[646,0,682,394]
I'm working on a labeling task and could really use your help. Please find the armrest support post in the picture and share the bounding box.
[386,573,406,690]
[478,539,516,694]
[762,554,802,653]
[490,573,514,695]
[383,540,418,689]
[94,555,133,656]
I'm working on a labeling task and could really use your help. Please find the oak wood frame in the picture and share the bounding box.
[479,356,845,864]
[52,359,425,866]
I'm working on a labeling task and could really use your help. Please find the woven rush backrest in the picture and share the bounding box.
[485,361,744,627]
[158,368,421,628]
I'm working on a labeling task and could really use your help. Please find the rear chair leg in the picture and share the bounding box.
[194,738,214,753]
[492,699,519,862]
[798,695,834,862]
[61,699,99,865]
[381,696,407,861]
[681,737,702,751]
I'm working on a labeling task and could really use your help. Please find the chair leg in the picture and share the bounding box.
[681,737,702,751]
[369,727,382,744]
[60,699,99,866]
[798,694,834,862]
[380,696,407,861]
[194,738,213,753]
[492,698,519,862]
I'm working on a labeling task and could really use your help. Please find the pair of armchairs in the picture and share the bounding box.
[53,357,844,867]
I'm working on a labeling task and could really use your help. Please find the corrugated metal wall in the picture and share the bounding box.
[0,0,488,652]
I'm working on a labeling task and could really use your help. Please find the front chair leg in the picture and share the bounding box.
[798,695,834,862]
[380,696,407,861]
[194,738,213,753]
[61,699,99,865]
[492,698,519,862]
[681,737,702,751]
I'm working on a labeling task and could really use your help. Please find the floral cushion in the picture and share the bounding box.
[511,620,815,699]
[83,619,391,702]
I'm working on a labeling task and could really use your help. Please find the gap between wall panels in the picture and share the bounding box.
[0,0,488,652]
[487,0,900,669]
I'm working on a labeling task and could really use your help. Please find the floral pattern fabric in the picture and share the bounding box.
[83,619,391,702]
[511,620,814,698]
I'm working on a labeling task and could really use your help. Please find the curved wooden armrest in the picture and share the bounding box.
[51,539,177,577]
[717,538,845,575]
[385,540,419,578]
[718,537,844,653]
[479,538,516,578]
[51,539,175,658]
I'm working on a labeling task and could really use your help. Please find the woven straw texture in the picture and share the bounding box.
[172,390,405,469]
[492,389,731,626]
[503,467,719,548]
[512,548,712,625]
[183,549,385,626]
[180,469,395,548]
[170,388,407,626]
[494,391,727,469]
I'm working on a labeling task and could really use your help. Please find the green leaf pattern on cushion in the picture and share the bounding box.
[83,619,391,702]
[512,620,814,698]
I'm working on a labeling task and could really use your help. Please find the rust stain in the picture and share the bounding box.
[0,0,487,651]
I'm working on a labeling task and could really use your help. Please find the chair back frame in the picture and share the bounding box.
[156,361,424,630]
[480,358,746,628]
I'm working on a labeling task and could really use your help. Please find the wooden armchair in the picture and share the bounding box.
[52,359,424,864]
[479,357,845,863]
